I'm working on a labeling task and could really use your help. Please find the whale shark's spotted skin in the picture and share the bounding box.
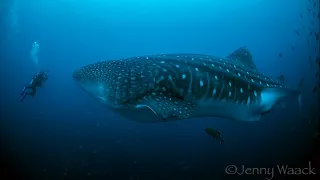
[73,47,302,122]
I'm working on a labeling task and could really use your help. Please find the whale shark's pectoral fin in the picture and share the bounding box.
[136,92,196,121]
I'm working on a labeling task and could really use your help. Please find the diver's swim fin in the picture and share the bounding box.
[20,86,26,95]
[20,91,27,102]
[220,139,225,145]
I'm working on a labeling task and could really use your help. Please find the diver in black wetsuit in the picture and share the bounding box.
[20,70,49,102]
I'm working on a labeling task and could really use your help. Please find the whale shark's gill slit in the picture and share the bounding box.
[114,83,119,105]
[227,76,235,102]
[232,82,237,102]
[203,72,210,100]
[167,73,178,94]
[187,66,193,97]
[217,79,225,100]
[167,60,180,81]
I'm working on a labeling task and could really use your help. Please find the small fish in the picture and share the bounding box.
[313,1,316,7]
[294,30,300,36]
[279,52,283,57]
[308,7,311,12]
[315,72,319,78]
[291,46,295,51]
[204,128,224,145]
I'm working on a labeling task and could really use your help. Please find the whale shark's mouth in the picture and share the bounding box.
[72,69,83,81]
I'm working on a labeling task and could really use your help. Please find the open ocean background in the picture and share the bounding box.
[1,0,319,180]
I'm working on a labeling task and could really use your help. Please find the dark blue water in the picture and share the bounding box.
[1,0,319,180]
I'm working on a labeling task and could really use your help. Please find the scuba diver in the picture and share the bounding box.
[20,70,49,102]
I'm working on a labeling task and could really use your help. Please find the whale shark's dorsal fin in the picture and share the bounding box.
[226,47,257,70]
[276,74,285,83]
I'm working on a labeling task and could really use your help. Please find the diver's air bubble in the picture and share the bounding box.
[30,41,39,65]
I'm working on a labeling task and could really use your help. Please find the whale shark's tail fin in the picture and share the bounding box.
[275,74,304,108]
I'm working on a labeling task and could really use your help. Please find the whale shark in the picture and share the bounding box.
[73,47,303,123]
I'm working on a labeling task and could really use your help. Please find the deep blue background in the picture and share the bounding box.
[1,0,319,179]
